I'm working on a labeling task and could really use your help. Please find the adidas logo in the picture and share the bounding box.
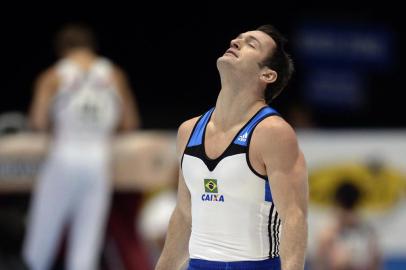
[238,132,248,142]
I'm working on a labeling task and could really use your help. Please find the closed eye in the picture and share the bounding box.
[246,37,260,49]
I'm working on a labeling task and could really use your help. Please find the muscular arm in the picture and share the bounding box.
[258,118,308,270]
[29,68,59,131]
[112,67,141,131]
[155,117,198,270]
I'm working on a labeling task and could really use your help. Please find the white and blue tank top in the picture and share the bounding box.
[182,106,282,261]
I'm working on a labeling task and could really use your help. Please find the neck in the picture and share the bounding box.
[65,48,97,69]
[213,84,266,130]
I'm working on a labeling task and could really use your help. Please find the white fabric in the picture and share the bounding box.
[182,153,280,261]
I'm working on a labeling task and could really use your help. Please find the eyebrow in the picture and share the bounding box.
[237,34,262,48]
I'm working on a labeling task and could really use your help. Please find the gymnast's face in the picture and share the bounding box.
[217,30,276,75]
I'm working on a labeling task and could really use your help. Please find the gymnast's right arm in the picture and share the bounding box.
[29,68,58,131]
[155,118,198,270]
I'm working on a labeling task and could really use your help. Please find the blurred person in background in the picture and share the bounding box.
[314,181,381,270]
[156,24,308,270]
[138,166,179,265]
[22,22,140,270]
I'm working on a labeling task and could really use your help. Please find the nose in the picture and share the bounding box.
[230,38,240,49]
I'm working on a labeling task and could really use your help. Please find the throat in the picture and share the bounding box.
[204,123,244,160]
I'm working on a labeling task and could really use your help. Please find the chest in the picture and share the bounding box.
[204,123,262,164]
[204,127,240,159]
[182,153,266,201]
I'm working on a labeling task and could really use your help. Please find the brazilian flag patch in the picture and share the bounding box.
[204,179,218,193]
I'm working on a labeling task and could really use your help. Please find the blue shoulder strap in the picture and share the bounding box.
[233,106,279,147]
[187,108,215,147]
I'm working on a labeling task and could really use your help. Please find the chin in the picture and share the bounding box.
[217,55,226,63]
[216,56,232,69]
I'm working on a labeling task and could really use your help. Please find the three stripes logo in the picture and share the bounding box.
[237,132,248,142]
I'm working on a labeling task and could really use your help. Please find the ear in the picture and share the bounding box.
[260,68,277,84]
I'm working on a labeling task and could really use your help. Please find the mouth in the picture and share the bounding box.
[225,49,238,58]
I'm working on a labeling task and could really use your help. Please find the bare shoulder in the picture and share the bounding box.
[176,117,200,156]
[33,66,59,96]
[110,65,129,85]
[254,115,298,147]
[252,115,302,169]
[36,66,58,85]
[111,64,127,78]
[177,117,200,143]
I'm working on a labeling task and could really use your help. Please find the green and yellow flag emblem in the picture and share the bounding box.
[204,179,218,193]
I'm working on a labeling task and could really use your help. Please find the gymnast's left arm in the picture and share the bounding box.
[259,118,309,270]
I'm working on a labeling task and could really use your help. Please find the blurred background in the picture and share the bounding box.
[0,4,404,270]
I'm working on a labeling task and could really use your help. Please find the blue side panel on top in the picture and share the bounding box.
[233,106,279,146]
[188,108,215,147]
[264,179,272,202]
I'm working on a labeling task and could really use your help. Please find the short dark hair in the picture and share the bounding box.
[334,181,362,210]
[54,23,97,57]
[257,25,294,103]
